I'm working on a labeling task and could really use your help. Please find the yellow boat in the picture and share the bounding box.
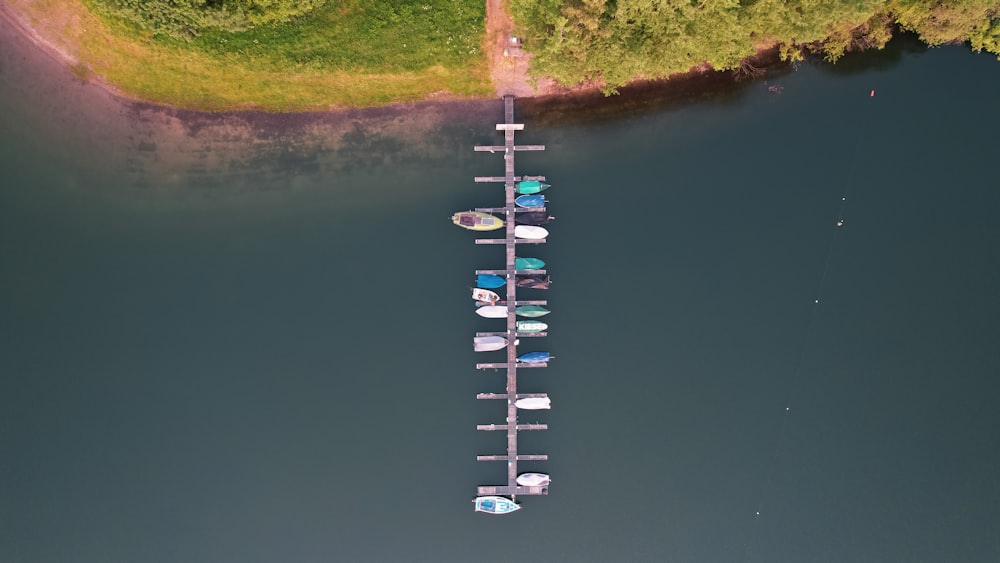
[452,211,503,231]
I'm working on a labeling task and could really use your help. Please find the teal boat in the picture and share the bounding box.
[516,305,550,318]
[516,180,550,195]
[517,320,548,333]
[515,257,545,270]
[474,496,521,514]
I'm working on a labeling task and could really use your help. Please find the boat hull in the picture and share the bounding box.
[452,211,503,231]
[474,496,521,514]
[515,397,551,410]
[472,288,500,303]
[514,257,545,270]
[516,181,550,195]
[516,320,548,333]
[476,306,508,318]
[516,274,550,289]
[516,305,550,318]
[514,194,545,208]
[476,274,506,289]
[514,225,548,240]
[474,336,508,352]
[517,351,552,363]
[516,473,551,487]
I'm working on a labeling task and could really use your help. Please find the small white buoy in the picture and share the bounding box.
[756,511,760,516]
[836,220,844,227]
[786,407,790,411]
[815,299,820,304]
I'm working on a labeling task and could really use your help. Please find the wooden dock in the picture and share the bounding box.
[473,95,549,499]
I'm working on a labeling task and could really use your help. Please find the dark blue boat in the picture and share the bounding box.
[476,274,506,289]
[515,212,554,226]
[517,351,552,363]
[514,194,545,208]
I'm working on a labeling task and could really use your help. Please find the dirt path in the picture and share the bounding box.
[484,0,557,98]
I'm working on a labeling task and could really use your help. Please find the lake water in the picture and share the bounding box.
[2,19,999,563]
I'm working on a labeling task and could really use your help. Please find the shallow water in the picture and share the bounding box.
[2,19,999,563]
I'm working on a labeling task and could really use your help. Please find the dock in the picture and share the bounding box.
[473,95,549,500]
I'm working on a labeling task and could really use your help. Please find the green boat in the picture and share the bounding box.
[516,320,548,333]
[515,257,545,270]
[516,180,551,195]
[516,305,550,318]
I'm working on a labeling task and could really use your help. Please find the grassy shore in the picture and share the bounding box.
[11,0,492,111]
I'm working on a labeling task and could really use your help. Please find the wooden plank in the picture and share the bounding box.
[477,485,548,496]
[476,362,548,369]
[476,454,548,461]
[496,124,525,131]
[476,269,546,275]
[476,424,548,431]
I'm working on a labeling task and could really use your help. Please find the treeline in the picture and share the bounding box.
[510,0,1000,91]
[85,0,328,39]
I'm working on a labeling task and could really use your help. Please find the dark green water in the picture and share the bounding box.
[2,19,999,562]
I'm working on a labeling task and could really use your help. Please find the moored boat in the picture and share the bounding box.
[474,496,521,514]
[452,211,503,231]
[516,180,551,195]
[515,397,551,410]
[514,225,548,240]
[476,273,506,289]
[474,336,508,352]
[514,194,545,208]
[472,288,500,303]
[516,473,551,487]
[516,305,550,318]
[516,274,550,289]
[515,212,555,226]
[517,351,552,363]
[514,257,545,270]
[476,305,507,318]
[516,320,548,333]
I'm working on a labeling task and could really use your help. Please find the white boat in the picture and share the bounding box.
[516,473,551,487]
[515,397,551,410]
[514,225,548,240]
[474,336,508,352]
[476,305,507,318]
[472,288,501,303]
[474,496,520,514]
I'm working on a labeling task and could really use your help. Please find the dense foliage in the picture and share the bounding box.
[510,0,1000,91]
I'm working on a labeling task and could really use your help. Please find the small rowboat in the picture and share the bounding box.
[514,226,548,240]
[516,305,550,318]
[514,257,545,270]
[516,180,550,195]
[472,288,500,303]
[514,194,545,208]
[476,306,507,318]
[515,397,551,410]
[516,320,548,333]
[474,496,520,514]
[516,473,550,487]
[517,351,552,363]
[452,211,503,231]
[476,274,506,289]
[516,274,550,289]
[515,212,554,226]
[474,336,508,352]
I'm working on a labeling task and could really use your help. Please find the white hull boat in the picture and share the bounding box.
[515,397,551,410]
[514,225,548,240]
[474,336,508,352]
[472,288,501,303]
[476,305,507,318]
[516,473,551,487]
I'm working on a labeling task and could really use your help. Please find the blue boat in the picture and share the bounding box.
[474,496,521,514]
[514,194,545,208]
[516,180,551,195]
[517,351,552,363]
[476,274,505,289]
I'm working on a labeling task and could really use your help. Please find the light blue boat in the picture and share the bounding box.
[516,305,550,318]
[516,180,551,195]
[474,496,521,514]
[476,274,505,289]
[515,194,545,208]
[515,257,545,270]
[517,351,552,363]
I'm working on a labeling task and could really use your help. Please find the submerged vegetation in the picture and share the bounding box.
[511,0,1000,92]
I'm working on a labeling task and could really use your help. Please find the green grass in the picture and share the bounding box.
[56,0,491,111]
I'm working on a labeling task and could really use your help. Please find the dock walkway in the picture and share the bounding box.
[473,95,549,499]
